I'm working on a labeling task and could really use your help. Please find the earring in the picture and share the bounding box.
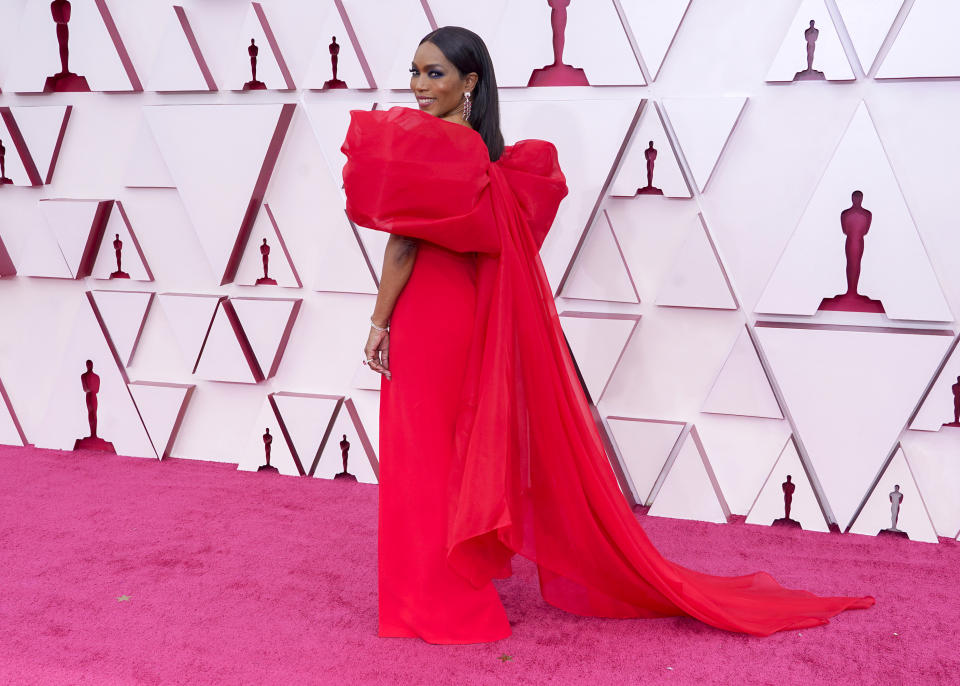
[462,91,472,121]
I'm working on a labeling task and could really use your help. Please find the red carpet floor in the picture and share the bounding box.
[1,444,957,685]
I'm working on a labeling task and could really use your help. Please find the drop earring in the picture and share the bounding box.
[462,91,471,121]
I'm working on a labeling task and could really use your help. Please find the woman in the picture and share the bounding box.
[341,26,873,645]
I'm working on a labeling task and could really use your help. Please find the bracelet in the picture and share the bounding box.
[370,318,389,332]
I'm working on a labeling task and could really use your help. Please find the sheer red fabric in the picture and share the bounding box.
[342,106,874,642]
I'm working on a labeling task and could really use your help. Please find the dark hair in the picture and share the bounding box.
[419,26,504,162]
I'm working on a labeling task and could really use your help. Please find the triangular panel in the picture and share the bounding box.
[662,97,746,192]
[619,0,691,79]
[194,300,260,383]
[90,201,152,281]
[702,327,783,419]
[849,447,938,543]
[312,401,378,483]
[766,0,855,82]
[145,5,216,92]
[156,293,223,371]
[755,324,951,528]
[123,113,176,188]
[229,297,301,380]
[128,381,195,459]
[559,312,640,402]
[606,417,684,505]
[835,0,905,74]
[755,102,952,322]
[225,3,295,91]
[876,0,960,79]
[302,1,374,89]
[648,429,730,523]
[560,210,639,304]
[89,290,154,366]
[235,205,301,288]
[271,392,341,473]
[745,437,830,532]
[237,397,301,476]
[655,215,736,310]
[900,431,960,537]
[610,103,690,198]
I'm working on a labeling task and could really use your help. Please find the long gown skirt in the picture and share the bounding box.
[377,240,512,643]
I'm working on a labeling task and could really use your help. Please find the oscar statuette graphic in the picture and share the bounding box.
[243,38,267,90]
[322,36,347,90]
[73,360,115,452]
[258,427,278,472]
[0,139,13,185]
[334,433,357,481]
[818,191,885,313]
[635,141,664,196]
[943,376,960,428]
[793,19,825,81]
[109,233,129,279]
[43,0,91,92]
[255,238,277,285]
[879,485,908,538]
[772,475,801,527]
[528,0,589,86]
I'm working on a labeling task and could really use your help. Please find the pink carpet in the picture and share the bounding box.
[1,444,956,685]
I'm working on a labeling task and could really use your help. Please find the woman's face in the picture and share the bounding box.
[410,41,477,125]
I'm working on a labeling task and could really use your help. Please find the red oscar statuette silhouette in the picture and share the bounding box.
[772,474,801,527]
[818,190,885,314]
[44,0,91,92]
[255,238,277,285]
[334,433,357,481]
[73,360,115,452]
[243,38,267,90]
[793,19,825,81]
[636,140,664,196]
[528,0,589,86]
[258,427,279,472]
[943,375,960,428]
[0,138,12,185]
[109,233,129,279]
[322,36,347,90]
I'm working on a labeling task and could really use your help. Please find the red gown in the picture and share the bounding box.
[341,106,874,644]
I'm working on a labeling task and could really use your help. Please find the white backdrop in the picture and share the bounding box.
[2,0,959,543]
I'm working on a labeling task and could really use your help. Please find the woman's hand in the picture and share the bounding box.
[364,325,391,380]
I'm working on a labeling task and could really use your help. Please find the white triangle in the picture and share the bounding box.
[156,293,222,371]
[910,339,960,431]
[17,208,73,278]
[39,199,104,278]
[6,0,137,92]
[610,104,690,198]
[559,312,639,402]
[745,437,830,532]
[235,208,300,288]
[339,0,432,89]
[695,414,791,515]
[314,214,378,294]
[619,0,691,79]
[606,417,684,504]
[835,0,905,74]
[655,216,735,309]
[35,297,155,458]
[648,430,729,523]
[146,6,215,92]
[755,325,951,528]
[90,203,151,281]
[123,113,176,188]
[271,393,340,471]
[766,0,855,82]
[128,382,193,459]
[702,328,782,419]
[237,398,300,476]
[229,297,300,379]
[561,211,639,303]
[0,381,26,446]
[0,114,36,185]
[755,102,953,322]
[312,405,378,483]
[877,0,960,79]
[302,2,372,89]
[849,447,939,543]
[90,290,153,366]
[194,302,258,383]
[302,100,375,194]
[900,431,960,537]
[662,97,746,192]
[145,103,291,283]
[9,105,70,183]
[225,4,294,91]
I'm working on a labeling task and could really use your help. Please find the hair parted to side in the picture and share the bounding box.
[419,26,504,162]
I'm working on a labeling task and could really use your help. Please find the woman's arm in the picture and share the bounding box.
[364,234,419,379]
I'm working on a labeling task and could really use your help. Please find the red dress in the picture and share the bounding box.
[341,107,874,644]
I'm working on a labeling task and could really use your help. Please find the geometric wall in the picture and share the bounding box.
[3,0,960,544]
